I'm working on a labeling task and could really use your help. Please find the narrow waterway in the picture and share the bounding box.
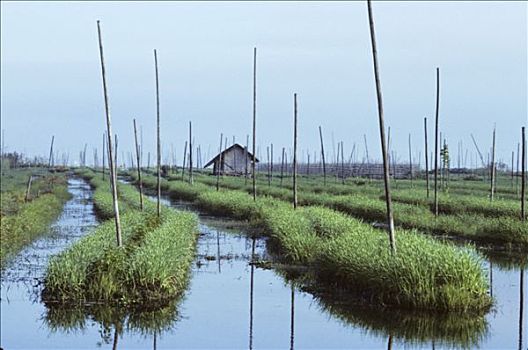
[0,178,526,349]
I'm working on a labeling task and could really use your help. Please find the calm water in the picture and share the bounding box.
[0,178,526,349]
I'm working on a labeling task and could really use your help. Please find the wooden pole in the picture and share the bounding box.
[367,0,396,254]
[48,136,54,168]
[470,133,486,167]
[154,49,161,217]
[517,142,521,195]
[293,93,298,209]
[270,143,274,183]
[408,133,413,187]
[133,119,144,210]
[434,67,440,217]
[216,133,223,191]
[245,135,249,185]
[490,126,496,201]
[319,126,327,186]
[113,135,117,172]
[307,152,310,176]
[102,132,106,180]
[364,134,370,180]
[252,47,257,200]
[267,146,271,186]
[147,152,150,170]
[522,126,526,221]
[512,150,515,190]
[181,141,187,180]
[424,117,429,197]
[280,147,285,187]
[189,121,193,185]
[25,175,32,202]
[97,20,122,247]
[341,141,345,185]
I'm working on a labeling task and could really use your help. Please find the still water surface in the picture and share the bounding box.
[0,178,525,349]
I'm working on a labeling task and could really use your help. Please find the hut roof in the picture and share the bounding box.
[203,143,259,168]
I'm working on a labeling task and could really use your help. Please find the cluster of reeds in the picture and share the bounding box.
[134,171,527,247]
[43,169,198,304]
[136,173,493,312]
[1,168,70,267]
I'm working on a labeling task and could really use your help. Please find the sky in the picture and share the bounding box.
[1,1,526,167]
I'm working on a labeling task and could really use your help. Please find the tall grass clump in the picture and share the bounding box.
[138,176,492,313]
[1,170,70,267]
[43,169,199,304]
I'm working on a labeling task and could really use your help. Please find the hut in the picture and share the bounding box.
[204,143,258,175]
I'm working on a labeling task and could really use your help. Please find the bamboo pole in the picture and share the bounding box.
[48,136,54,168]
[270,143,274,183]
[182,141,187,180]
[216,133,223,191]
[293,93,298,209]
[367,0,396,254]
[490,126,496,201]
[252,47,257,200]
[307,152,310,176]
[408,133,413,187]
[512,151,515,190]
[267,146,271,186]
[25,175,32,202]
[522,126,526,221]
[154,49,161,217]
[113,135,118,172]
[364,134,370,180]
[517,142,521,195]
[319,126,327,186]
[102,132,106,180]
[341,141,345,185]
[470,134,486,167]
[189,121,193,185]
[133,119,144,210]
[434,67,440,217]
[96,20,122,247]
[280,147,285,187]
[245,135,249,184]
[424,117,429,197]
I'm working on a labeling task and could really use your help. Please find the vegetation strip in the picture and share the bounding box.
[136,172,492,313]
[153,172,527,247]
[1,168,70,268]
[43,169,198,305]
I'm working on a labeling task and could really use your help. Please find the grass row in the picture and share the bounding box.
[136,172,492,313]
[157,172,527,248]
[43,169,198,305]
[1,169,71,268]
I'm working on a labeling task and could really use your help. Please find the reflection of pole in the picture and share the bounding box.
[249,237,255,350]
[153,331,157,350]
[217,230,221,273]
[290,284,295,350]
[489,261,493,298]
[112,327,118,350]
[519,268,524,350]
[387,334,393,350]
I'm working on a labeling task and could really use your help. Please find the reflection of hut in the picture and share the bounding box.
[204,143,258,175]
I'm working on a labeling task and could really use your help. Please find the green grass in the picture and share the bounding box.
[1,168,70,268]
[138,173,492,313]
[144,171,527,248]
[43,169,198,305]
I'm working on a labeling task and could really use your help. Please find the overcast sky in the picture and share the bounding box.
[1,1,526,166]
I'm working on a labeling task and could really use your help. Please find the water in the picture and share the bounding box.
[1,179,526,349]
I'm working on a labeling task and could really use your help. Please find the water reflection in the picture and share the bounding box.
[275,267,490,349]
[43,299,182,349]
[248,236,255,350]
[520,268,524,350]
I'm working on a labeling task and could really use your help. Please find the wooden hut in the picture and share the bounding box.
[204,143,258,175]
